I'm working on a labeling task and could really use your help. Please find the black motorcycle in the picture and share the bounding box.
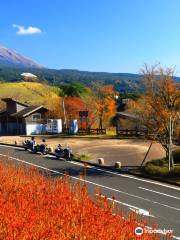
[32,144,51,155]
[23,140,51,155]
[23,140,34,151]
[54,145,73,160]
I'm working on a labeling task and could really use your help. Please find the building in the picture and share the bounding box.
[116,111,139,129]
[0,98,48,135]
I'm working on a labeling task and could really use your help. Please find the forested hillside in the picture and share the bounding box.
[0,67,143,92]
[0,82,62,117]
[0,81,118,128]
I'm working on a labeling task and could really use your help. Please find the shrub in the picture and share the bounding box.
[169,166,180,177]
[75,153,92,161]
[144,162,180,177]
[0,161,166,240]
[144,164,169,176]
[148,159,167,167]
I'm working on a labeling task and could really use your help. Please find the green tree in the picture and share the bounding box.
[60,82,88,97]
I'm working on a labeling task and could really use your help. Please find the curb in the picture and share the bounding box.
[0,142,179,187]
[72,158,180,187]
[0,142,25,148]
[127,171,180,187]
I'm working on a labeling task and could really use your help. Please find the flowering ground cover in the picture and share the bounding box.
[0,161,172,240]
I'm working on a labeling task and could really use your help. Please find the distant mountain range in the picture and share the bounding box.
[0,45,44,69]
[0,45,179,92]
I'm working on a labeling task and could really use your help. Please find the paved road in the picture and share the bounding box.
[0,145,179,239]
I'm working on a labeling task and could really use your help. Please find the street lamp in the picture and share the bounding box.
[114,95,119,100]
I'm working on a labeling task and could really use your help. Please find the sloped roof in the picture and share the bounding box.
[11,106,48,118]
[0,109,8,116]
[1,98,29,107]
[117,112,138,119]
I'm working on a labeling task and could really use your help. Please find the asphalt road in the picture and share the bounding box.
[0,145,179,239]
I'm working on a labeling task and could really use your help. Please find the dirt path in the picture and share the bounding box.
[0,136,166,166]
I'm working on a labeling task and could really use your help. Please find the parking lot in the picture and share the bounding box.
[0,136,166,166]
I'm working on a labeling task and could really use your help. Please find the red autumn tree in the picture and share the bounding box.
[65,97,95,128]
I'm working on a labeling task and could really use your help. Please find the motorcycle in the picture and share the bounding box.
[23,140,51,155]
[54,145,73,160]
[23,140,34,151]
[32,144,52,155]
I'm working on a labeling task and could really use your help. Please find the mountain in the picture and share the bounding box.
[0,46,180,92]
[0,46,44,69]
[0,67,143,92]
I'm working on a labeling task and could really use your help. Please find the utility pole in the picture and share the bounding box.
[62,97,67,129]
[168,116,172,171]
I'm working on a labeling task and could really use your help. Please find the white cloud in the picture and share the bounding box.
[13,24,42,35]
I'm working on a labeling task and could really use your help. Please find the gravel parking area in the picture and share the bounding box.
[0,136,166,166]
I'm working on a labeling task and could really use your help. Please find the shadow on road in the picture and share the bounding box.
[39,165,115,179]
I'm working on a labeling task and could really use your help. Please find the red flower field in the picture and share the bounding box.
[0,161,172,240]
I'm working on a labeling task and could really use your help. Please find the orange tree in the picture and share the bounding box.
[129,64,180,170]
[93,83,116,129]
[58,83,95,128]
[65,96,95,128]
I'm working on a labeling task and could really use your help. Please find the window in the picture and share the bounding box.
[32,113,41,121]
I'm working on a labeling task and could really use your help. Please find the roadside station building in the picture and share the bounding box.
[0,98,48,135]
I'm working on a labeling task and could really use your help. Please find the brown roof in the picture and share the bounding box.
[11,106,48,118]
[117,112,138,120]
[0,109,8,116]
[1,98,29,107]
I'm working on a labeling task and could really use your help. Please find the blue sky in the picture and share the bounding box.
[1,0,180,74]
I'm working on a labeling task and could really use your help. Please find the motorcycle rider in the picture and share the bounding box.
[23,136,36,151]
[30,136,36,150]
[39,138,47,153]
[55,144,63,154]
[54,144,72,160]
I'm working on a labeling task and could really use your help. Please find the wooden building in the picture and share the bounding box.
[0,98,48,135]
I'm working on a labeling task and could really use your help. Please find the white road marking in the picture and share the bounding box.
[139,187,180,200]
[95,194,155,217]
[0,153,180,212]
[0,144,24,150]
[129,208,155,217]
[68,160,180,191]
[1,144,180,191]
[96,195,180,240]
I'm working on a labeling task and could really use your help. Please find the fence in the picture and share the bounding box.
[63,128,106,135]
[116,129,148,137]
[78,128,106,135]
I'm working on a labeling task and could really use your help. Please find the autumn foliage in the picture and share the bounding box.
[128,65,180,167]
[93,84,116,129]
[65,96,95,128]
[0,161,171,240]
